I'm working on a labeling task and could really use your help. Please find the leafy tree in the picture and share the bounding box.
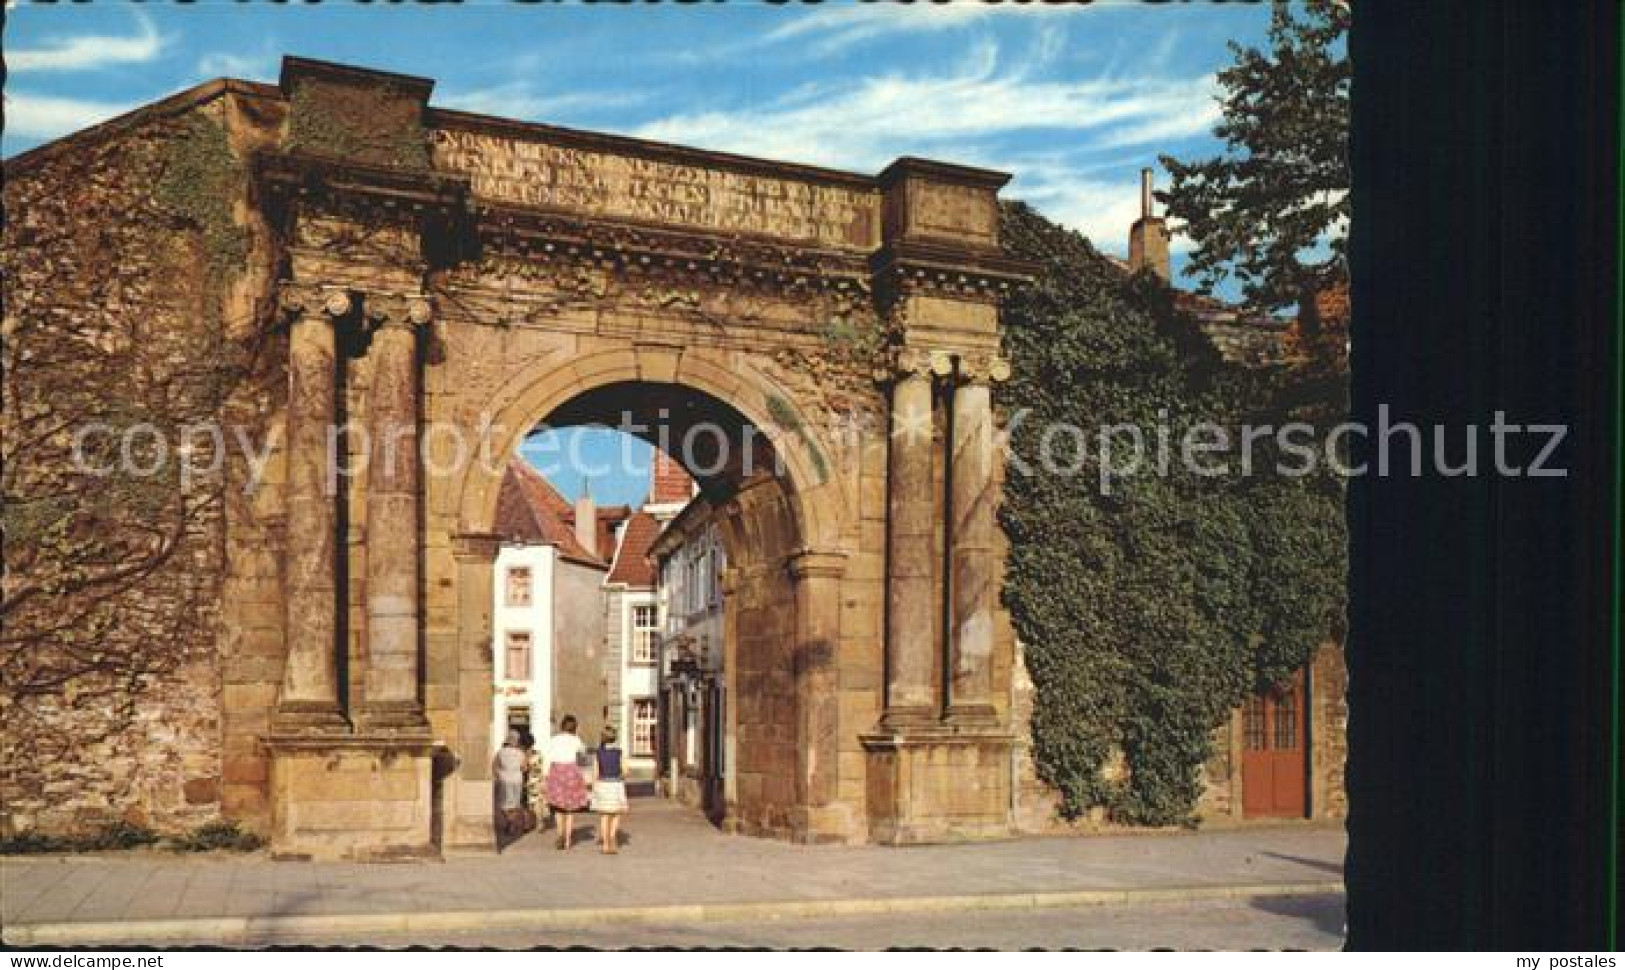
[998,200,1346,825]
[1158,0,1350,319]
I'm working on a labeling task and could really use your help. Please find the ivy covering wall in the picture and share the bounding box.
[997,201,1347,826]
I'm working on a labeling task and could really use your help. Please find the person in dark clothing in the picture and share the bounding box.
[592,725,628,854]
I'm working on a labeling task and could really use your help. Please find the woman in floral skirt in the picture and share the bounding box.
[542,714,591,849]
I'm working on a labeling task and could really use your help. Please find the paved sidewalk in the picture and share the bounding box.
[2,797,1345,946]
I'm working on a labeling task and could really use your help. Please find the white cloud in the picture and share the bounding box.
[8,12,165,72]
[669,0,1097,66]
[632,44,1222,174]
[197,48,279,81]
[438,83,647,121]
[759,3,1015,57]
[626,40,1222,250]
[3,92,135,140]
[1093,80,1222,149]
[1002,163,1197,257]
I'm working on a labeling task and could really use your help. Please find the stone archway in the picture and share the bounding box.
[254,56,1033,859]
[442,353,847,843]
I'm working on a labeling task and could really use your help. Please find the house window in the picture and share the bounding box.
[505,566,532,608]
[632,604,659,664]
[504,631,532,681]
[1273,689,1298,749]
[1244,696,1267,751]
[631,698,658,757]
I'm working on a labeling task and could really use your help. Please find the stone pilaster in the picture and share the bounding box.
[356,293,433,735]
[445,530,502,850]
[273,283,351,733]
[787,549,846,842]
[882,349,940,728]
[945,353,1010,725]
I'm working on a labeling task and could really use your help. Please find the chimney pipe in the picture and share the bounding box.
[1129,167,1171,282]
[575,484,597,558]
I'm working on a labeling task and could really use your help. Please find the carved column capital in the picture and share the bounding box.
[278,282,352,320]
[958,353,1012,384]
[366,293,434,332]
[881,347,956,383]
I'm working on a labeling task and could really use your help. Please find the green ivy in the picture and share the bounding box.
[0,819,264,855]
[766,393,829,484]
[286,81,430,171]
[154,113,248,289]
[173,819,264,852]
[998,201,1347,826]
[821,314,888,368]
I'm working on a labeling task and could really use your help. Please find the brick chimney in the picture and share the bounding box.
[574,484,597,558]
[1128,167,1171,282]
[648,450,695,506]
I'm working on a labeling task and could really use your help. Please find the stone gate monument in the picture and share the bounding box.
[1,56,1034,858]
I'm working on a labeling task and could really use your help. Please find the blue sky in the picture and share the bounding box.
[520,427,657,508]
[4,1,1277,504]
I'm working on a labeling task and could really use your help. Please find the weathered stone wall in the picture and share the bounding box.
[214,87,292,839]
[0,89,279,838]
[552,560,609,746]
[1310,642,1349,819]
[1196,719,1242,823]
[603,585,627,745]
[1010,640,1065,832]
[718,480,802,838]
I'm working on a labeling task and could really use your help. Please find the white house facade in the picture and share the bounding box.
[491,544,554,748]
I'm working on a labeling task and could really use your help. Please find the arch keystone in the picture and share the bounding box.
[634,342,684,383]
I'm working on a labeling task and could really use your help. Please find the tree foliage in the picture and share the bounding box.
[1159,0,1349,314]
[998,200,1346,825]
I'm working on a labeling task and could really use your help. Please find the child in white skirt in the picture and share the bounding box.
[592,726,628,854]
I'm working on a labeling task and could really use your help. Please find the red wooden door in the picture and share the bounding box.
[1241,671,1307,817]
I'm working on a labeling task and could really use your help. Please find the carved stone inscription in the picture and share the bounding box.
[432,128,880,250]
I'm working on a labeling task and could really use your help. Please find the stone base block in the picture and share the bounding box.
[265,733,437,861]
[861,727,1014,844]
[444,778,499,852]
[791,802,864,844]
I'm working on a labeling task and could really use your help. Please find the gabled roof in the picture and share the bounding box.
[493,459,605,567]
[605,511,662,589]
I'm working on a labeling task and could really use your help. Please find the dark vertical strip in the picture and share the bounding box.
[1612,7,1625,949]
[1347,0,1620,949]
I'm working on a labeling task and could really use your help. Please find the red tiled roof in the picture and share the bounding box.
[649,450,695,505]
[605,511,661,588]
[493,460,604,565]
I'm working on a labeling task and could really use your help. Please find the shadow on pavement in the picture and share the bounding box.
[1250,892,1347,939]
[1259,851,1345,876]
